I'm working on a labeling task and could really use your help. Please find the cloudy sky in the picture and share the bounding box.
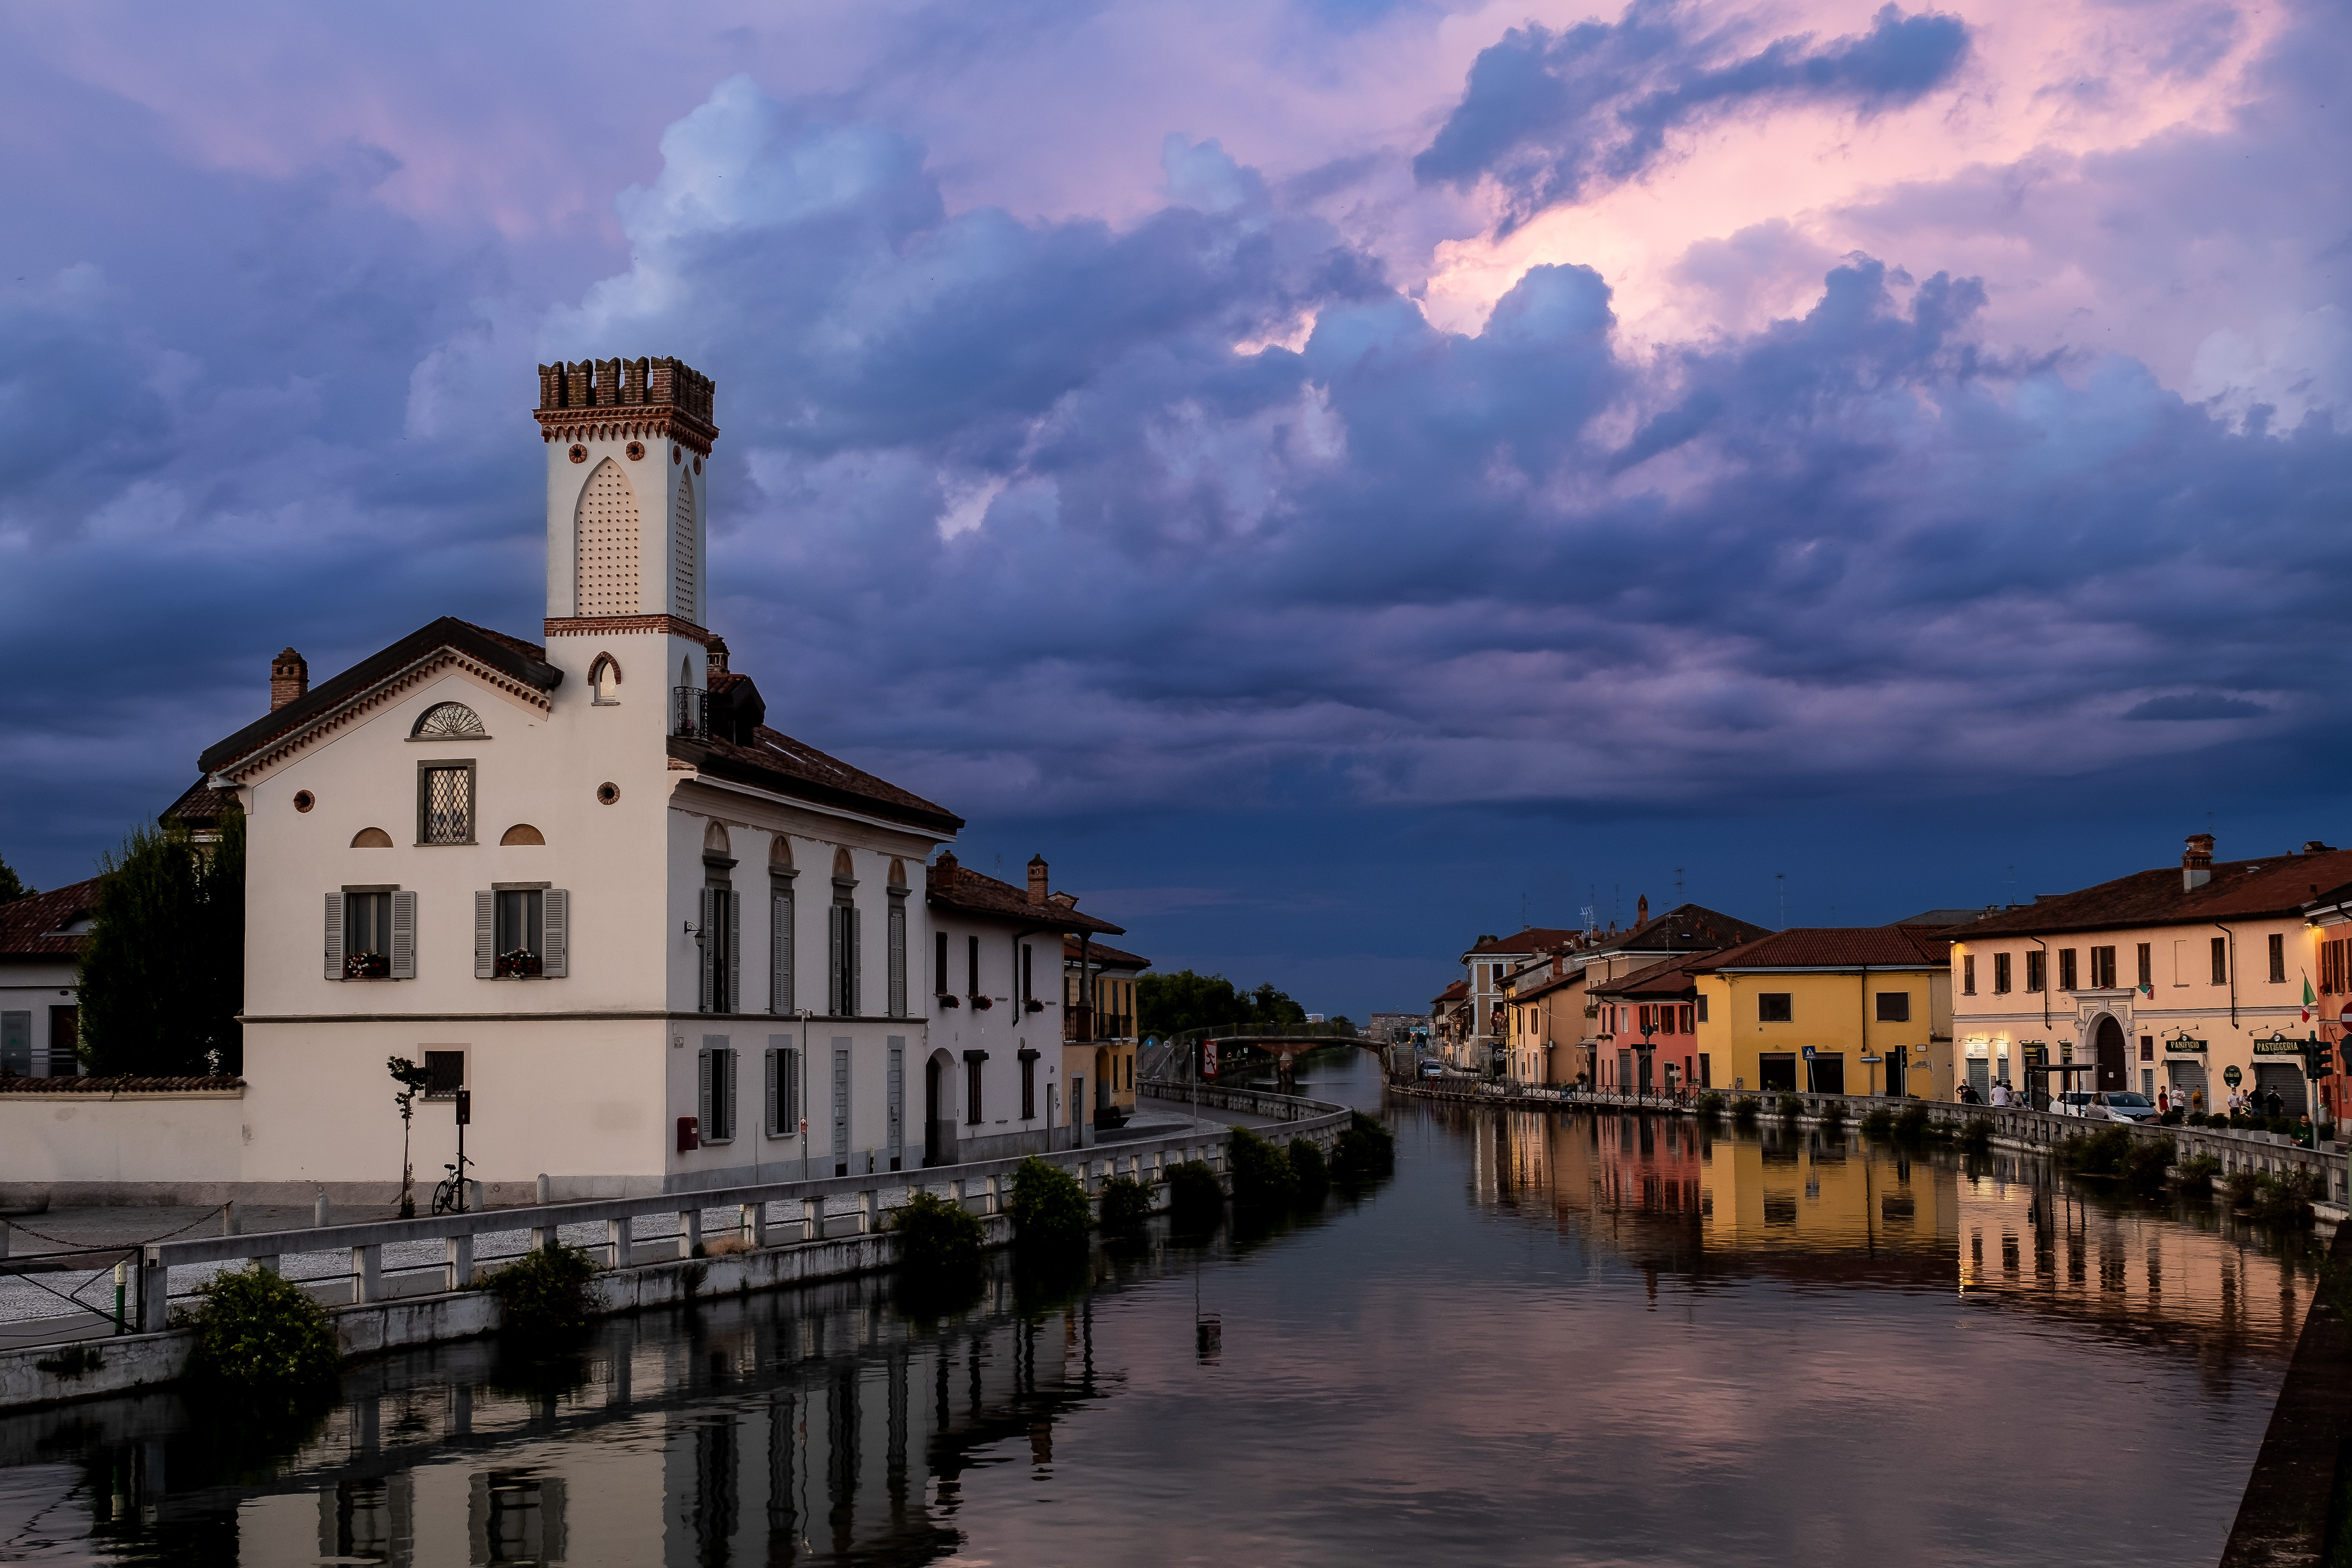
[2,0,2346,1015]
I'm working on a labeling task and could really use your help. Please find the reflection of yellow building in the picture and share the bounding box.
[1688,928,1954,1099]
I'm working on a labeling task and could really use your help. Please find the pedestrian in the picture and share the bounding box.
[2157,1088,2169,1115]
[2267,1087,2285,1120]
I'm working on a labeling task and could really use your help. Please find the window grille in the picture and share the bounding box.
[424,1051,465,1097]
[411,702,487,739]
[419,764,474,844]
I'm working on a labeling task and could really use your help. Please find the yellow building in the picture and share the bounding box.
[1688,927,1954,1098]
[1502,959,1586,1085]
[1951,834,2352,1116]
[1064,935,1147,1129]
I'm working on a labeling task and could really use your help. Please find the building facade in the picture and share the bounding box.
[1687,928,1955,1098]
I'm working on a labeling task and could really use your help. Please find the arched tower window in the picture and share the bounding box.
[575,458,642,617]
[672,467,697,620]
[588,653,622,705]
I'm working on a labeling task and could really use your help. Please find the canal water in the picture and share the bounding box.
[0,1049,2319,1566]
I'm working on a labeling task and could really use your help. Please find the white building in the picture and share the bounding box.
[180,355,1117,1200]
[0,880,99,1077]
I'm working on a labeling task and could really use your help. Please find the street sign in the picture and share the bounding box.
[1858,1055,1882,1064]
[1801,1046,1817,1060]
[2223,1065,2244,1088]
[2340,1000,2352,1028]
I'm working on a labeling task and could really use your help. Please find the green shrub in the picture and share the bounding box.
[1859,1107,1894,1139]
[1287,1138,1331,1203]
[1098,1174,1153,1230]
[2250,1169,2318,1226]
[1893,1103,1931,1144]
[2057,1126,2135,1178]
[185,1265,340,1391]
[1005,1158,1092,1247]
[1167,1160,1225,1228]
[1332,1112,1396,1182]
[1228,1127,1299,1208]
[2158,1108,2184,1126]
[1959,1116,1993,1155]
[1694,1092,1726,1117]
[483,1242,601,1334]
[894,1188,986,1273]
[2186,1111,2208,1126]
[1776,1095,1804,1119]
[2123,1134,2175,1191]
[2176,1154,2221,1194]
[2224,1169,2263,1208]
[1731,1097,1760,1129]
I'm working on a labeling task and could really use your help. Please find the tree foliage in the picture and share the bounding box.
[1005,1157,1091,1246]
[0,854,31,904]
[185,1264,340,1391]
[77,812,244,1075]
[1137,970,1309,1036]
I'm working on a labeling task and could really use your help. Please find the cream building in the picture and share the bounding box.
[1950,835,2352,1115]
[182,356,1106,1199]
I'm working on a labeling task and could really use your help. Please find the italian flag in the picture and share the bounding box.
[2304,975,2316,1023]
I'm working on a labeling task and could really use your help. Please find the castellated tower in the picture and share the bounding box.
[532,357,721,721]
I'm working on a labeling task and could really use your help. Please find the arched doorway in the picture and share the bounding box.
[2093,1015,2127,1093]
[924,1048,959,1167]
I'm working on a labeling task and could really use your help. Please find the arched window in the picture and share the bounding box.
[575,458,642,616]
[673,467,697,619]
[704,821,732,856]
[588,653,622,705]
[412,702,488,739]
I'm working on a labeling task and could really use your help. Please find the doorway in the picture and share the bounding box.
[1811,1054,1846,1095]
[2093,1016,2126,1093]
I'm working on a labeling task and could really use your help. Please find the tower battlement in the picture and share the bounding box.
[533,357,717,453]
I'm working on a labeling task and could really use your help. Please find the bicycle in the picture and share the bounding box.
[430,1155,473,1216]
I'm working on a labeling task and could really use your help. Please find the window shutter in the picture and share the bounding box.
[725,890,741,1014]
[474,891,495,979]
[700,888,716,1013]
[324,893,345,980]
[848,907,862,1017]
[888,903,907,1019]
[724,1048,737,1141]
[828,905,845,1015]
[785,888,804,1011]
[697,1046,713,1138]
[390,891,418,980]
[542,888,569,978]
[765,1042,781,1136]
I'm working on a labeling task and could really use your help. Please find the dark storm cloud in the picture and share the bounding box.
[1415,2,1969,231]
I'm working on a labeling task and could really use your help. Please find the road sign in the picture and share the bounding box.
[1858,1055,1882,1064]
[1801,1046,1817,1060]
[2341,1001,2352,1028]
[2222,1065,2244,1088]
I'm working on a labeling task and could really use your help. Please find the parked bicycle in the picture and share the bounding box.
[430,1153,473,1215]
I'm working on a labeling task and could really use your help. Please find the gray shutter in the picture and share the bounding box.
[888,903,906,1018]
[725,890,741,1014]
[541,888,569,978]
[474,890,495,979]
[782,1047,800,1126]
[770,888,793,1014]
[887,1037,904,1153]
[765,1041,781,1136]
[724,1048,737,1141]
[831,1041,850,1160]
[697,1046,712,1138]
[324,893,344,980]
[848,907,862,1018]
[390,891,418,980]
[827,905,843,1015]
[699,888,716,1013]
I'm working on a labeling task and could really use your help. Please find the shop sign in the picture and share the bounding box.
[2253,1037,2305,1055]
[2164,1038,2208,1053]
[2222,1065,2244,1087]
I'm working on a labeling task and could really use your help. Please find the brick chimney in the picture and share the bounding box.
[1028,854,1049,904]
[1636,894,1649,927]
[270,648,309,711]
[2183,834,2215,890]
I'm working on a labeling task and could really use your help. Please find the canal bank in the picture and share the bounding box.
[0,1089,1352,1412]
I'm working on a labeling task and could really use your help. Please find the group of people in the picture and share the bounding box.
[1956,1081,2024,1106]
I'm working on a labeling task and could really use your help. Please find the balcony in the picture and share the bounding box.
[673,685,708,740]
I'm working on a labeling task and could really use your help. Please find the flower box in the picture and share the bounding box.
[496,950,543,978]
[345,952,390,980]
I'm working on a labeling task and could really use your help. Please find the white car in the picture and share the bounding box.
[2091,1091,2160,1124]
[2050,1091,2097,1118]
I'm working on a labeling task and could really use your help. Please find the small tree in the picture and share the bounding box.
[77,811,244,1075]
[0,853,31,904]
[387,1056,434,1217]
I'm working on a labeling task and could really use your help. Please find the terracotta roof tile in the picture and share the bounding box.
[928,856,1124,935]
[676,726,965,836]
[1955,850,2352,938]
[1464,927,1581,956]
[1590,952,1716,999]
[1688,927,1953,972]
[1432,980,1469,1004]
[0,1074,243,1093]
[1063,935,1152,969]
[0,877,103,959]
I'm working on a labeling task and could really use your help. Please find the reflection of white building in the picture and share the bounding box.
[159,356,1108,1198]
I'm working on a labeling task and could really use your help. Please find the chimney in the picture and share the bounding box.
[270,648,309,711]
[2183,834,2215,890]
[1636,894,1649,927]
[1028,854,1049,904]
[934,851,958,877]
[706,637,729,676]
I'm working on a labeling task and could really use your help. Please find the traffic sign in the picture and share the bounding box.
[2341,1001,2352,1028]
[1801,1046,1817,1060]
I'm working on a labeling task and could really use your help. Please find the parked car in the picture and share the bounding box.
[2091,1091,2160,1124]
[1419,1059,1445,1079]
[2050,1091,2098,1117]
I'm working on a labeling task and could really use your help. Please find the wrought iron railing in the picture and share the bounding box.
[673,685,708,739]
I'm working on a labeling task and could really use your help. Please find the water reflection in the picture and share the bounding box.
[1477,1105,2314,1358]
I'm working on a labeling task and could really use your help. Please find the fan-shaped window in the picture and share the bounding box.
[589,653,622,705]
[576,458,642,617]
[351,827,394,848]
[412,702,488,739]
[500,824,545,846]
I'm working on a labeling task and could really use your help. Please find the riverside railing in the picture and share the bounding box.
[98,1124,1243,1339]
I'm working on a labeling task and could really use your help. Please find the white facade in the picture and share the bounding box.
[197,356,1030,1200]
